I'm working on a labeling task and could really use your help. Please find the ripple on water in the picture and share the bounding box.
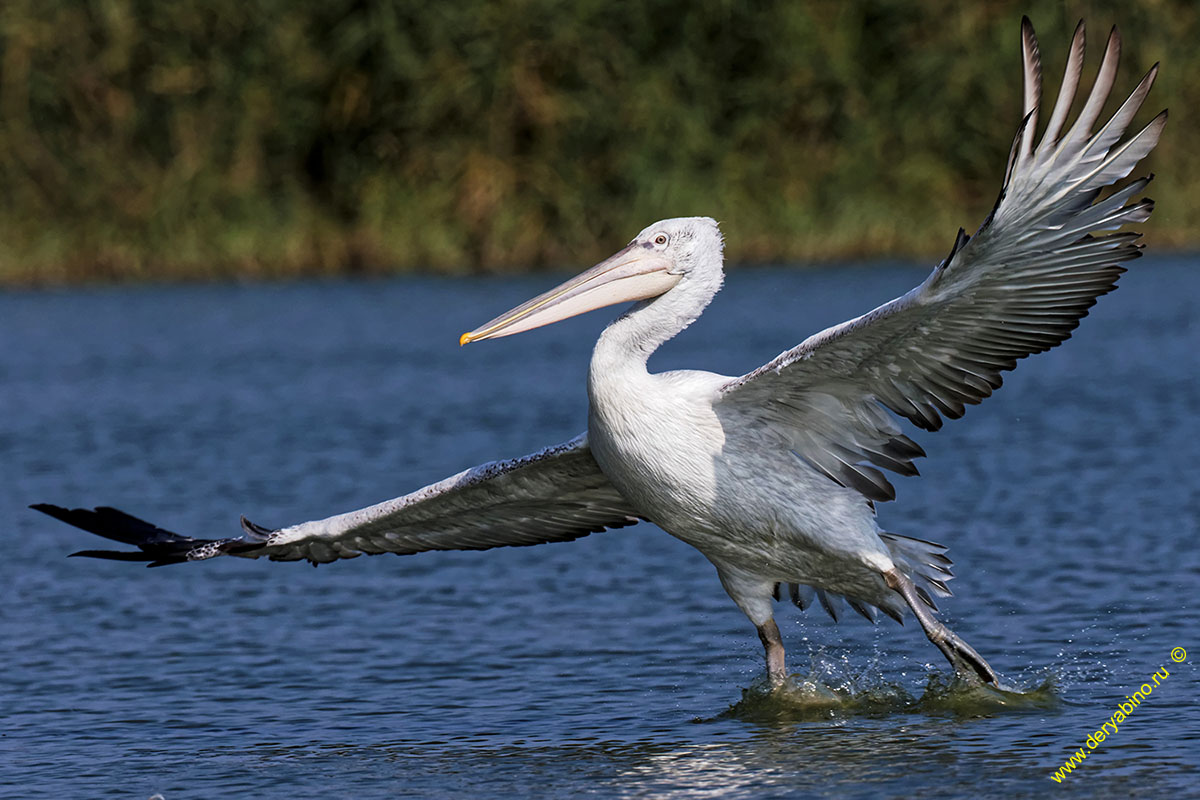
[3,263,1199,798]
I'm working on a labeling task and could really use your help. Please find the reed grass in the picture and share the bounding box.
[0,0,1193,284]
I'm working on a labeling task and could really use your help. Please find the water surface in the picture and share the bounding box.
[2,259,1197,798]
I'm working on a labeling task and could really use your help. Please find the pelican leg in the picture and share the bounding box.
[884,568,999,687]
[756,618,788,688]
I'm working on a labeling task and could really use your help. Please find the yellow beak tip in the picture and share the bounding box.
[459,332,473,347]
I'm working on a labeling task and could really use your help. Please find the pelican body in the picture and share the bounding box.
[580,236,901,629]
[34,19,1164,689]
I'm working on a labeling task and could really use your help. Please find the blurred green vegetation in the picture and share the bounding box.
[0,0,1194,284]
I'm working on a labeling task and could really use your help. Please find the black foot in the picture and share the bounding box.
[885,568,999,687]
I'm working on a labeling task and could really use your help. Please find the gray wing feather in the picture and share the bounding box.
[253,433,640,563]
[37,433,641,565]
[717,19,1164,503]
[1039,21,1085,147]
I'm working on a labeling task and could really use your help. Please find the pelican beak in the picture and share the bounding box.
[460,244,680,345]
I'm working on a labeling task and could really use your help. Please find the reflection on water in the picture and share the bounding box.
[1,260,1198,798]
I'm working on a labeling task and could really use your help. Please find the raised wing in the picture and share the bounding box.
[33,433,642,566]
[716,19,1165,503]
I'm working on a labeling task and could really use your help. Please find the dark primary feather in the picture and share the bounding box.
[29,504,258,567]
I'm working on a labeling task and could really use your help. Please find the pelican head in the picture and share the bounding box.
[460,217,723,345]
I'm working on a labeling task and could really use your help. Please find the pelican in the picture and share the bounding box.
[34,19,1164,689]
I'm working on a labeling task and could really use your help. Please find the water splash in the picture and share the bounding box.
[714,667,1060,724]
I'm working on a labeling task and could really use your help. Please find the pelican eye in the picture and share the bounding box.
[653,233,669,247]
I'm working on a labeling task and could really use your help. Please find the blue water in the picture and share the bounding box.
[2,259,1198,798]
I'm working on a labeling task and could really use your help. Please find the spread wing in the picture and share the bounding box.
[716,19,1165,503]
[33,433,642,566]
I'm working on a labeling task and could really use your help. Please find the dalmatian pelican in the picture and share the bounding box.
[34,19,1164,688]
